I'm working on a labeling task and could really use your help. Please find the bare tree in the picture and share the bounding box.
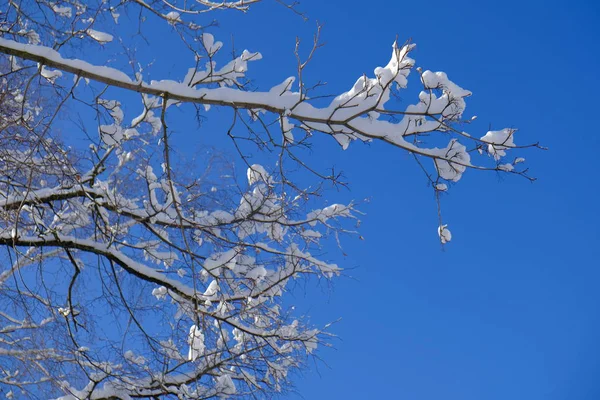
[0,1,540,398]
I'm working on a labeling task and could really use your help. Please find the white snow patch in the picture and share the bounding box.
[438,224,452,244]
[87,29,113,44]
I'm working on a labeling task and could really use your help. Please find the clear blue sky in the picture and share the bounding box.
[103,0,600,398]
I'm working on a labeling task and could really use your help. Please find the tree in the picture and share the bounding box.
[0,1,539,398]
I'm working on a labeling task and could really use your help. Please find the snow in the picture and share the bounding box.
[86,29,113,43]
[204,249,238,274]
[99,124,124,146]
[0,37,132,84]
[247,164,272,185]
[165,11,182,24]
[300,229,322,239]
[307,204,353,226]
[481,128,516,160]
[152,286,168,300]
[40,65,62,83]
[187,325,205,361]
[203,280,220,297]
[202,33,223,55]
[246,266,267,281]
[51,4,72,18]
[433,139,470,182]
[215,375,236,396]
[281,116,294,143]
[438,224,452,244]
[124,350,146,365]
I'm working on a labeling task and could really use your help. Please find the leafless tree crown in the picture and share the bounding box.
[0,1,539,398]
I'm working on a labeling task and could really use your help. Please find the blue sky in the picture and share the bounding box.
[188,1,600,399]
[61,0,600,398]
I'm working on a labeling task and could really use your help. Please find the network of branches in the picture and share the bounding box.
[0,0,540,398]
